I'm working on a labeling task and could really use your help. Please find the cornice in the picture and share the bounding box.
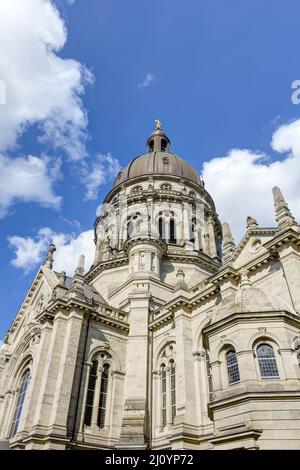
[85,256,128,282]
[36,297,129,332]
[149,310,175,331]
[123,237,166,255]
[208,389,300,412]
[203,310,300,336]
[264,226,300,251]
[108,273,174,301]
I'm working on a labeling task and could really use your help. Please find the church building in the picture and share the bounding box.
[1,123,300,450]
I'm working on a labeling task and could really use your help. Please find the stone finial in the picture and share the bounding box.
[272,186,296,229]
[44,244,56,270]
[176,268,185,283]
[175,268,188,290]
[69,255,85,298]
[75,255,85,276]
[222,222,236,262]
[246,216,258,229]
[240,270,251,289]
[58,271,66,286]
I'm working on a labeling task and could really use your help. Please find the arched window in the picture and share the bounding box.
[131,186,143,195]
[161,139,168,152]
[97,364,110,428]
[84,356,111,430]
[158,215,165,240]
[169,218,176,244]
[10,369,30,437]
[84,360,98,427]
[257,344,279,378]
[161,364,167,428]
[127,221,133,239]
[159,352,176,429]
[149,139,154,152]
[170,360,176,424]
[226,350,240,385]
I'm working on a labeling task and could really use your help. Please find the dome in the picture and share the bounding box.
[112,123,201,188]
[113,151,201,187]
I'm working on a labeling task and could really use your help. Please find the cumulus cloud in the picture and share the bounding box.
[82,153,121,200]
[0,154,61,217]
[0,0,91,158]
[0,0,93,215]
[8,228,94,275]
[202,119,300,243]
[138,73,155,89]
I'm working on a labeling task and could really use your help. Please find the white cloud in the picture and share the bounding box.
[0,0,91,159]
[0,153,61,217]
[0,0,93,216]
[138,73,155,89]
[202,119,300,243]
[82,153,121,200]
[8,228,94,276]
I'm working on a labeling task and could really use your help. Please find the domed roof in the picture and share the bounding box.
[113,151,201,187]
[113,123,201,188]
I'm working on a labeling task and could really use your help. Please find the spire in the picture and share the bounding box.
[222,222,236,262]
[147,120,170,153]
[272,186,296,229]
[44,244,56,270]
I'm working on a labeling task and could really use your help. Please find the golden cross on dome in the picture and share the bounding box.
[155,119,162,130]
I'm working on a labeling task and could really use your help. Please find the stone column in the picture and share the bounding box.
[210,360,222,392]
[207,216,217,258]
[237,350,256,382]
[91,366,103,429]
[152,371,161,437]
[182,203,193,250]
[117,284,151,449]
[0,392,13,439]
[48,309,84,435]
[173,307,197,427]
[31,309,83,440]
[21,320,53,435]
[193,351,209,426]
[279,349,298,380]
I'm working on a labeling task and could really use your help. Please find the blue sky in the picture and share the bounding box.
[1,0,300,339]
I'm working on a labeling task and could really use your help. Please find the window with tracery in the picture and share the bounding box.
[84,360,98,427]
[256,344,279,379]
[226,349,240,385]
[10,369,30,437]
[158,344,176,429]
[158,211,177,245]
[84,352,112,430]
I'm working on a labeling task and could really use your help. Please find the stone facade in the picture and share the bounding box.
[1,125,300,450]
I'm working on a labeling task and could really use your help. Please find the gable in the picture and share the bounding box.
[231,229,277,270]
[7,265,58,342]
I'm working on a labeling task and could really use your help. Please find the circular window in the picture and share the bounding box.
[248,238,262,254]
